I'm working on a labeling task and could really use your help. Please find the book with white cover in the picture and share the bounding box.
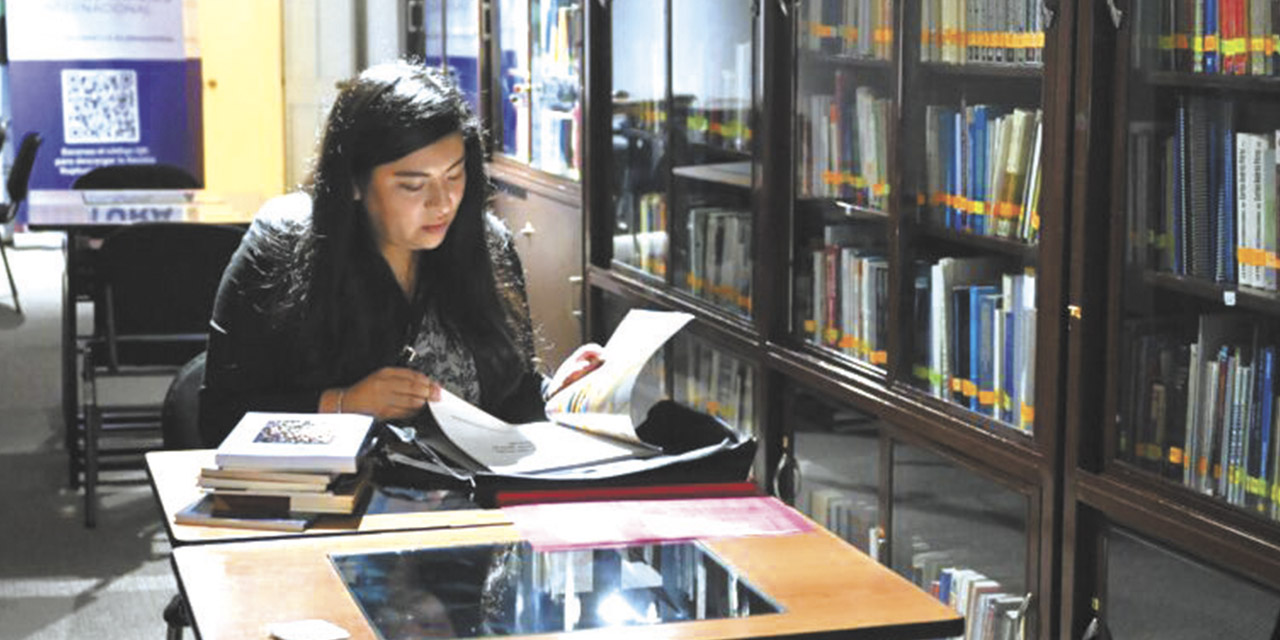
[428,309,694,475]
[214,412,376,474]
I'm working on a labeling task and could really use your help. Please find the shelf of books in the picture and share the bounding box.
[792,0,894,373]
[494,0,583,179]
[899,0,1052,441]
[1066,0,1280,636]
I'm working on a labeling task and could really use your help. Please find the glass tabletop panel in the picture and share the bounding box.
[530,0,582,178]
[444,0,481,113]
[891,440,1030,637]
[331,540,780,639]
[903,1,1046,436]
[496,0,530,161]
[669,0,756,317]
[792,0,894,369]
[1113,1,1280,522]
[610,0,669,281]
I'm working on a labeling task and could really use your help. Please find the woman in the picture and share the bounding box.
[200,60,597,444]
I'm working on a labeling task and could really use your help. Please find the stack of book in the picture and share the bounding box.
[175,412,377,532]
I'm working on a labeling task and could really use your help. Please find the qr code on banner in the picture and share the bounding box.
[61,69,141,145]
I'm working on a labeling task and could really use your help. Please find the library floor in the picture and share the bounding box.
[0,237,176,640]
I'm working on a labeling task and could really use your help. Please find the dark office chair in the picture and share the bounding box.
[80,222,243,527]
[1,131,42,315]
[72,162,201,190]
[158,350,209,640]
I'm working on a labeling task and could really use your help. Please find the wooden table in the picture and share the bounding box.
[26,189,256,491]
[146,449,510,546]
[172,520,963,639]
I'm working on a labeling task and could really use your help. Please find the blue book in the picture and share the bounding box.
[938,108,955,228]
[971,105,988,235]
[954,110,965,231]
[1204,0,1218,74]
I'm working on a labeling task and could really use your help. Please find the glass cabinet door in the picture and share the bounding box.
[788,385,882,556]
[903,1,1047,436]
[610,0,670,280]
[891,441,1032,639]
[424,0,445,69]
[792,0,895,370]
[445,0,481,111]
[495,0,582,178]
[1110,1,1280,522]
[529,0,582,178]
[496,0,530,162]
[669,0,757,318]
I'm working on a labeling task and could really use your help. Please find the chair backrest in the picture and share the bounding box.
[95,222,245,366]
[3,132,42,224]
[162,351,210,449]
[72,163,201,190]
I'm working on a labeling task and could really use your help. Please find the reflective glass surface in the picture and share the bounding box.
[1112,0,1280,523]
[530,0,582,178]
[792,0,894,369]
[790,387,880,555]
[1105,526,1280,639]
[497,0,529,161]
[903,1,1045,436]
[445,0,481,112]
[669,0,755,316]
[332,541,780,639]
[891,441,1029,636]
[610,0,668,280]
[424,0,445,69]
[670,333,756,439]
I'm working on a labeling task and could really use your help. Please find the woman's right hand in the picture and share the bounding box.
[340,367,440,420]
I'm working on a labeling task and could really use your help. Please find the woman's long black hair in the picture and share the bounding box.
[268,60,524,405]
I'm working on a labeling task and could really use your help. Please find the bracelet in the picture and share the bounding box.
[336,388,345,413]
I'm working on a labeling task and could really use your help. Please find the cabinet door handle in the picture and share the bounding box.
[775,0,789,18]
[519,222,536,237]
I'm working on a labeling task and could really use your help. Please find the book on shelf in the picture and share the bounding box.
[1121,313,1280,518]
[918,0,1046,65]
[213,412,376,474]
[671,338,755,435]
[800,222,889,366]
[803,0,893,59]
[800,80,890,210]
[685,206,752,313]
[1140,96,1280,292]
[1155,0,1279,76]
[423,309,693,476]
[918,257,1036,432]
[923,103,1043,243]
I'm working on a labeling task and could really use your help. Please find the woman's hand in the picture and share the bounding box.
[547,343,605,398]
[333,367,440,420]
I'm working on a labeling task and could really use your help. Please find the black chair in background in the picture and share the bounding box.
[79,222,243,527]
[1,131,42,315]
[72,162,201,190]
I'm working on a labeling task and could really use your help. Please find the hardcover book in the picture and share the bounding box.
[213,412,376,474]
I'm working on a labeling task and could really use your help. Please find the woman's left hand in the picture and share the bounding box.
[547,343,605,398]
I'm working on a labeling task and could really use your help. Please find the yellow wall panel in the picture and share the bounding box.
[197,0,285,214]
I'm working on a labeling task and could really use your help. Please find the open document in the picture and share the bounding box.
[428,309,694,475]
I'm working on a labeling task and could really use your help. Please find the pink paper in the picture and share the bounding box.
[502,496,814,551]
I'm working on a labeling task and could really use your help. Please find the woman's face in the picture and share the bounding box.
[363,132,467,254]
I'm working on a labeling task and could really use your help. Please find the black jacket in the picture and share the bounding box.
[199,193,546,445]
